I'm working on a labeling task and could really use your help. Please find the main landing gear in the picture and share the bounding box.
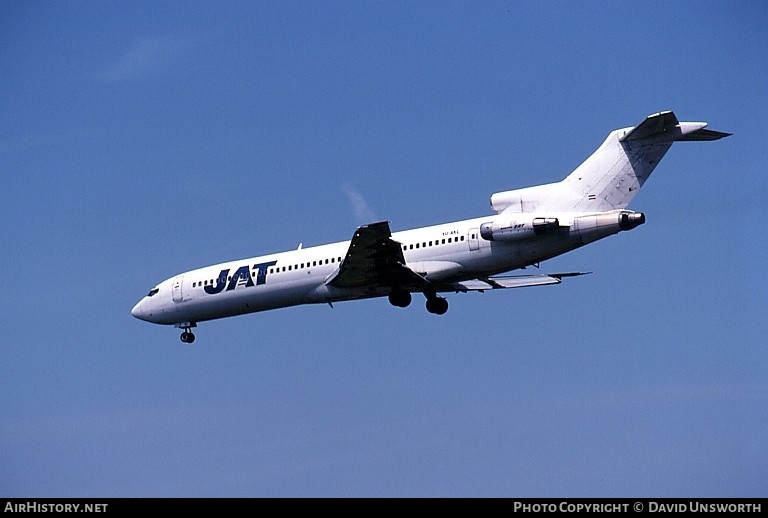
[388,290,448,315]
[176,322,197,344]
[388,289,412,308]
[425,295,449,315]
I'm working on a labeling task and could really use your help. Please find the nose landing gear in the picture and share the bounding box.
[175,322,197,344]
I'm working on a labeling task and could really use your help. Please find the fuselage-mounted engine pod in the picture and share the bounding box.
[619,212,645,231]
[480,216,560,242]
[572,210,646,245]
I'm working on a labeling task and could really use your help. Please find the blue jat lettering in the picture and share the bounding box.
[204,261,277,295]
[204,269,230,294]
[227,265,254,290]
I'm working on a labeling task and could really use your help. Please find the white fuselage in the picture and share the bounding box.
[130,212,599,326]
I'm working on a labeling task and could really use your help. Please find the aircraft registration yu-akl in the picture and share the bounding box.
[132,111,729,343]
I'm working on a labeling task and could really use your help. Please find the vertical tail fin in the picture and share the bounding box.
[491,111,730,214]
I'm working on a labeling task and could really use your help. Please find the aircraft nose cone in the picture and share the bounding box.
[131,300,144,320]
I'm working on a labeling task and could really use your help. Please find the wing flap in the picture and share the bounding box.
[447,272,590,292]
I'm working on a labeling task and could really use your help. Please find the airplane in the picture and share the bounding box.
[131,111,729,343]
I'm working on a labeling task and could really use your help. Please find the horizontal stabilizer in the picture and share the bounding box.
[619,111,680,141]
[677,128,732,141]
[448,272,590,292]
[620,111,731,142]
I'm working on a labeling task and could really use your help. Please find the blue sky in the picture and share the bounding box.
[1,0,766,497]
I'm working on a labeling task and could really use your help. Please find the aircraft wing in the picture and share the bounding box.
[327,221,428,290]
[444,272,590,292]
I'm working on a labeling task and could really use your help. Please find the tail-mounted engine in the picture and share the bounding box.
[480,217,560,242]
[572,210,645,245]
[619,212,645,230]
[480,210,645,244]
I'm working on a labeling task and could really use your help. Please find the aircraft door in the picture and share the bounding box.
[172,276,184,302]
[468,228,479,251]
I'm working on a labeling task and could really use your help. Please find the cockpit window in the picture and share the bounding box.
[147,288,160,297]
